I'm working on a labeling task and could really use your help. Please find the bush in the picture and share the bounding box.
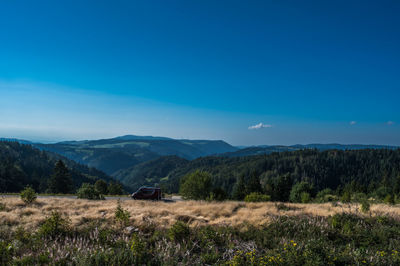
[301,192,311,203]
[95,179,108,195]
[315,188,335,202]
[360,199,371,213]
[207,187,227,201]
[244,192,271,202]
[0,241,13,265]
[39,211,70,237]
[130,233,146,264]
[341,191,351,203]
[180,170,212,200]
[384,194,395,205]
[108,182,123,195]
[289,182,314,203]
[20,186,37,204]
[168,221,190,242]
[77,183,105,200]
[115,200,130,226]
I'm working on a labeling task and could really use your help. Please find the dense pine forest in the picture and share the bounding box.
[126,149,400,201]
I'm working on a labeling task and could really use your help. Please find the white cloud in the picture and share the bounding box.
[350,121,357,125]
[387,121,395,126]
[248,123,273,130]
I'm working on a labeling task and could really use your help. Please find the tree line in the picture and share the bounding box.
[174,149,400,202]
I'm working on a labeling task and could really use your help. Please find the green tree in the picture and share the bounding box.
[274,174,293,202]
[48,160,73,194]
[289,181,314,203]
[180,170,212,200]
[95,179,108,194]
[233,175,246,200]
[77,183,105,200]
[108,181,123,195]
[246,172,262,194]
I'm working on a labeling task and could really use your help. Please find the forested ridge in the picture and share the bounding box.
[125,149,400,200]
[0,141,114,193]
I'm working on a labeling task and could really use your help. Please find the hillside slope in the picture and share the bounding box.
[221,143,399,157]
[37,135,237,175]
[0,141,114,193]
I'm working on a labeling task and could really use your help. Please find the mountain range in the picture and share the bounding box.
[1,136,398,192]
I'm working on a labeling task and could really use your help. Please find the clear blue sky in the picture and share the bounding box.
[0,0,399,146]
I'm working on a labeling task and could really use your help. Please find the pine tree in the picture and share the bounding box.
[48,160,73,194]
[233,175,246,200]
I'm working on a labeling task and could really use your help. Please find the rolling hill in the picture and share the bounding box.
[0,140,115,193]
[221,143,399,157]
[36,135,237,176]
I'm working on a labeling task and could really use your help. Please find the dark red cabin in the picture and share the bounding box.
[131,186,162,200]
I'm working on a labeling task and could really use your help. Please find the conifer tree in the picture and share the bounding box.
[48,160,73,194]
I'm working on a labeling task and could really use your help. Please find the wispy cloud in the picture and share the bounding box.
[248,123,273,130]
[387,121,395,126]
[349,121,357,125]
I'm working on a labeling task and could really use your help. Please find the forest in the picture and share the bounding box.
[150,149,400,202]
[2,140,400,204]
[0,141,118,193]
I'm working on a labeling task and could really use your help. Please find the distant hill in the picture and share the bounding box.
[220,143,399,157]
[0,138,33,145]
[0,141,115,193]
[36,135,237,176]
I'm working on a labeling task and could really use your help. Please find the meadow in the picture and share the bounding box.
[2,197,400,265]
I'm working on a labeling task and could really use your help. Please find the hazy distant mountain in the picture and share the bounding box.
[36,135,237,176]
[219,143,399,157]
[0,138,32,145]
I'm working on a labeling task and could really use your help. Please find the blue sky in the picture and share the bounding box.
[0,0,399,145]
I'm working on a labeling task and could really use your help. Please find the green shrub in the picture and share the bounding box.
[384,194,395,205]
[0,241,13,265]
[77,183,105,200]
[197,226,224,247]
[115,200,130,226]
[341,191,351,203]
[353,192,368,202]
[130,233,146,263]
[244,192,271,202]
[207,187,227,201]
[20,186,37,204]
[95,179,108,195]
[289,182,314,203]
[39,211,70,237]
[108,182,124,195]
[315,188,336,203]
[301,192,311,203]
[180,170,212,200]
[168,221,190,242]
[360,199,371,213]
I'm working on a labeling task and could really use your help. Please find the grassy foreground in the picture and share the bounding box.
[2,198,400,265]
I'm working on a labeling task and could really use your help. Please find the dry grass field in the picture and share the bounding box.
[2,197,400,231]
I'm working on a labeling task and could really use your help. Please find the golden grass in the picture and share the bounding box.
[2,197,400,231]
